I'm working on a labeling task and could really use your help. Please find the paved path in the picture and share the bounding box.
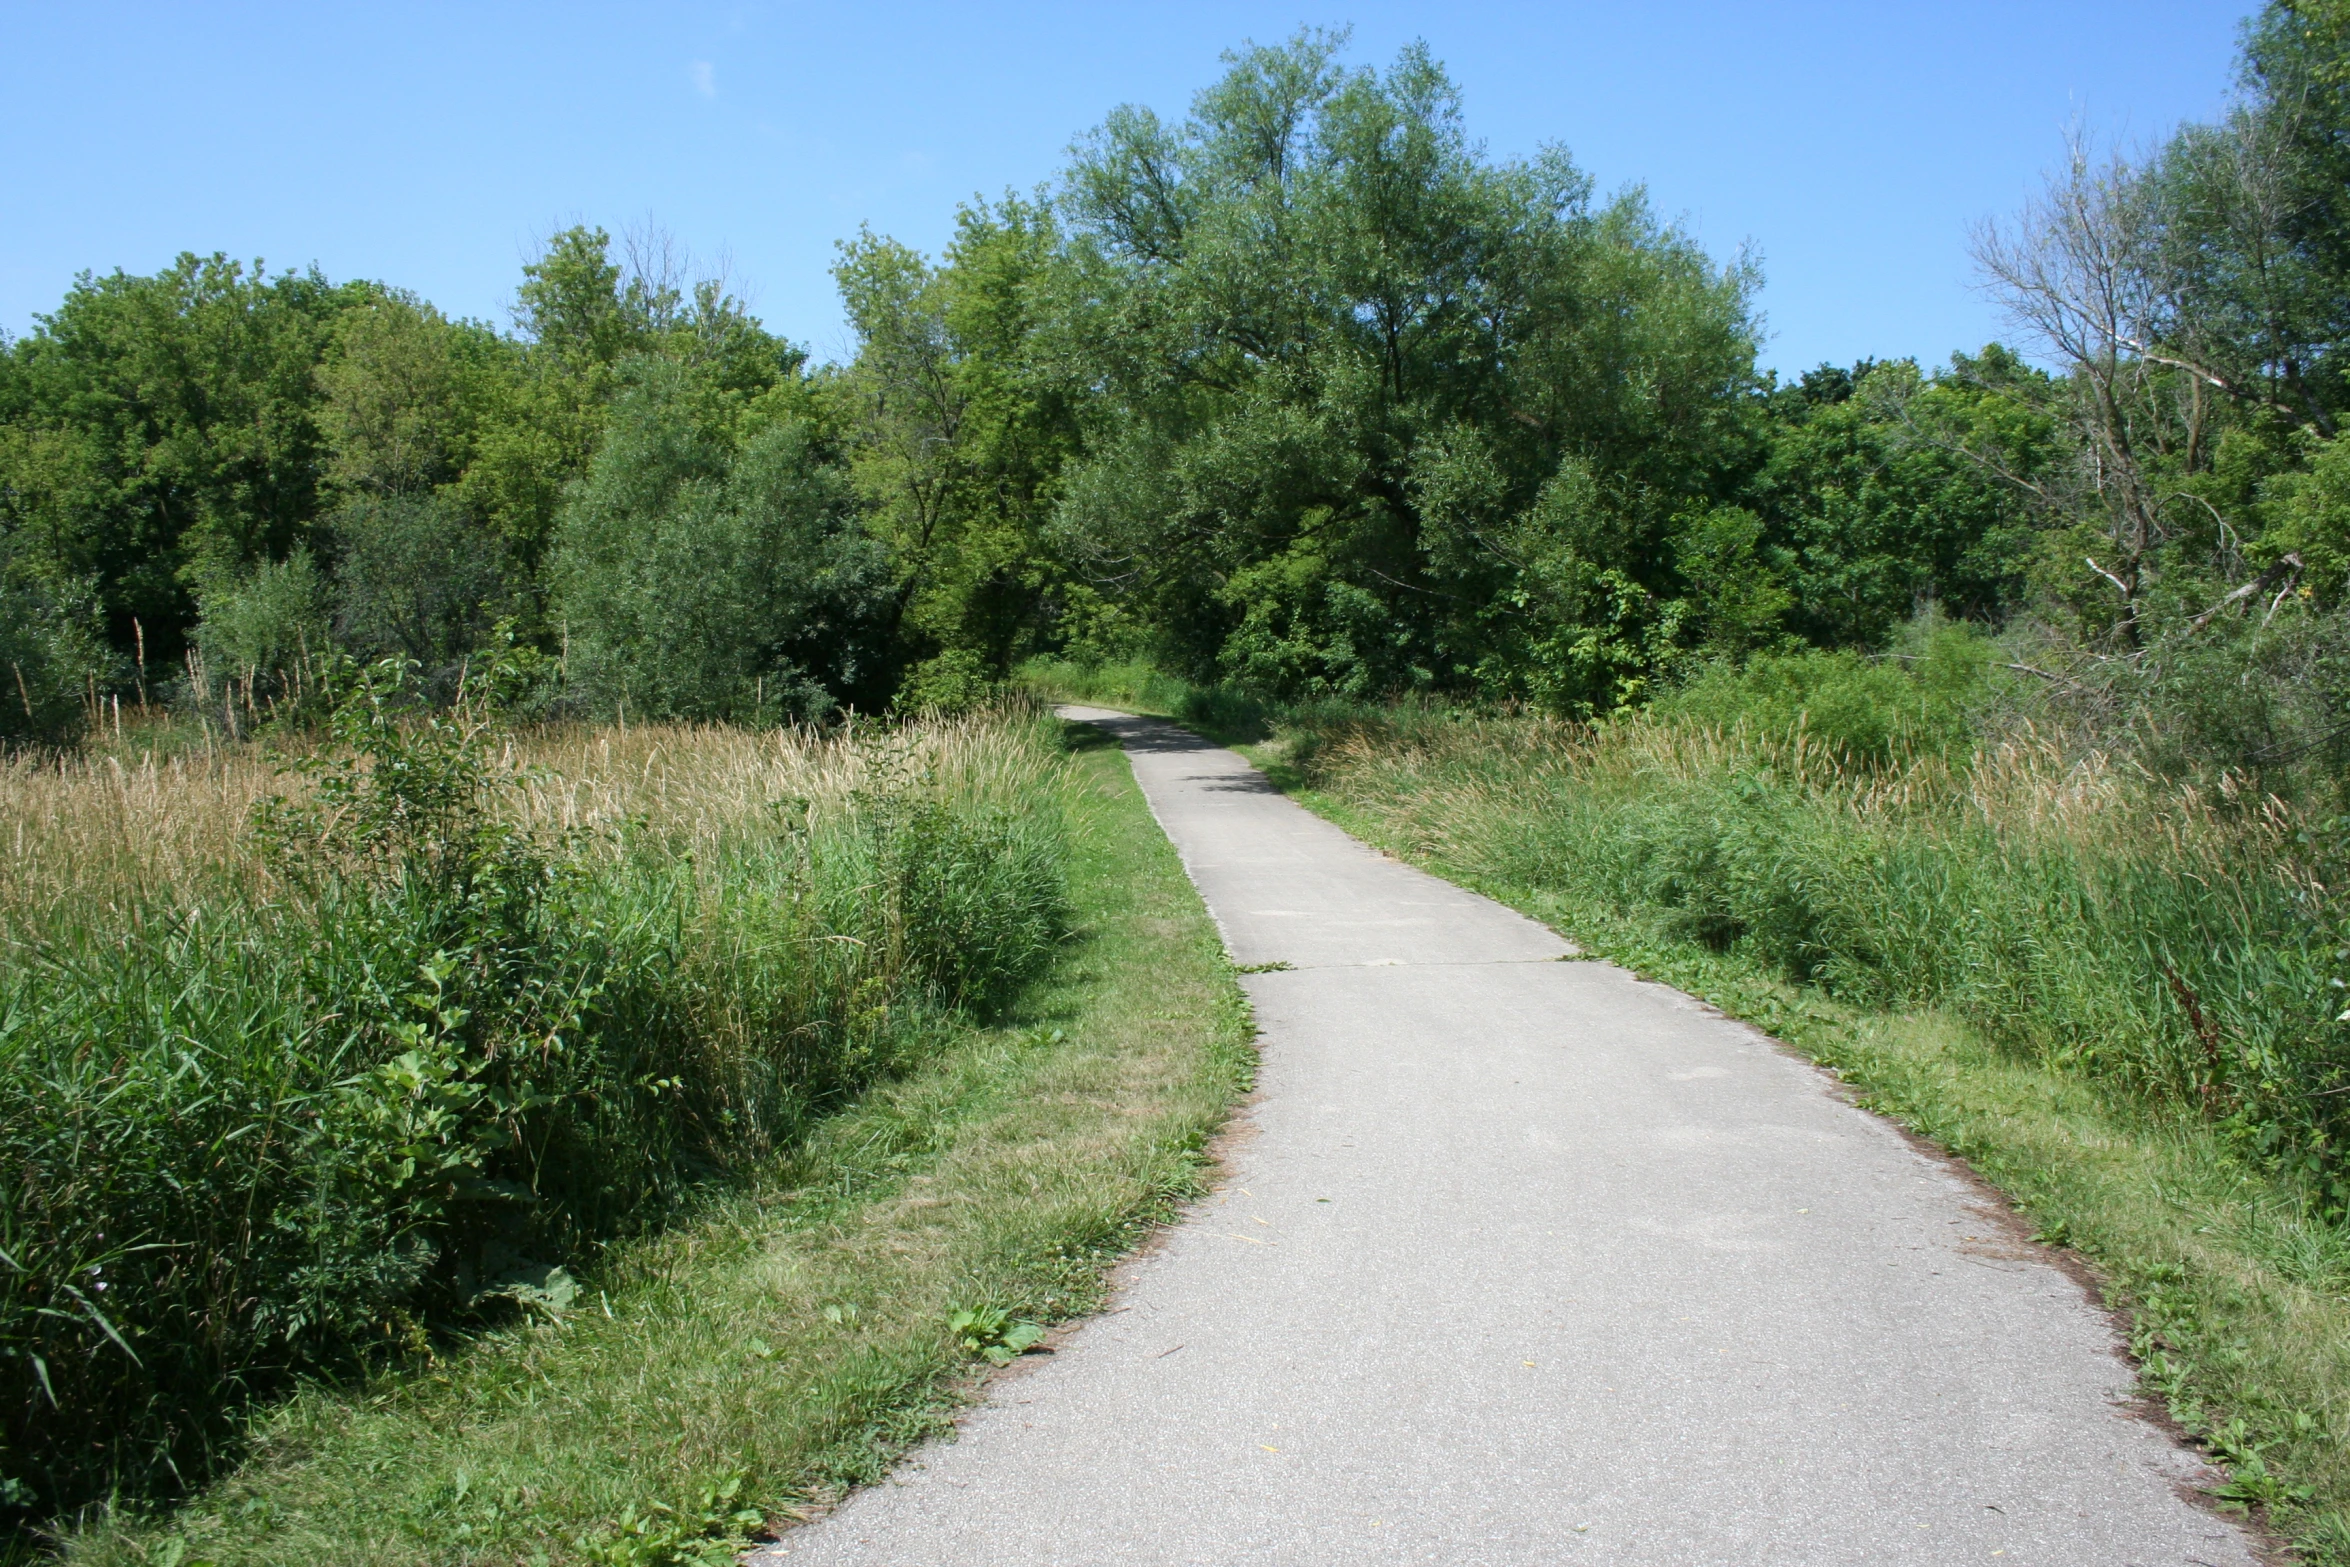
[755,708,2256,1566]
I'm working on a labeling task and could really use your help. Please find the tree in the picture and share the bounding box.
[552,358,887,721]
[1738,359,2046,648]
[328,497,506,673]
[1970,133,2182,638]
[317,291,473,499]
[2240,0,2350,407]
[0,255,365,664]
[833,197,1083,676]
[0,537,106,745]
[1047,30,1761,707]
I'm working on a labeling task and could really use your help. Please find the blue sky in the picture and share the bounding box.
[0,2,2252,376]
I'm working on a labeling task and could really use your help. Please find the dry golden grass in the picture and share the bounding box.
[0,710,1068,921]
[1298,705,2315,903]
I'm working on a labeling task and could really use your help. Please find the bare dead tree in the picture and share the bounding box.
[618,217,758,366]
[1971,130,2175,640]
[619,217,691,333]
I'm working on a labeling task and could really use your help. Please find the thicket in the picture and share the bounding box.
[0,674,1068,1532]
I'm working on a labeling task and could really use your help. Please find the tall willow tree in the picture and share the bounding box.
[1045,30,1761,710]
[551,356,887,722]
[832,197,1084,677]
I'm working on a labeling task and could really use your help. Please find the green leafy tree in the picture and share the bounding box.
[552,359,887,721]
[833,196,1083,679]
[1737,357,2048,649]
[0,254,366,664]
[328,497,508,673]
[1047,30,1761,708]
[317,290,476,499]
[0,540,107,745]
[480,226,798,625]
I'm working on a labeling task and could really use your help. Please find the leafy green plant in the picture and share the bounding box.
[897,649,998,715]
[0,547,108,747]
[947,1306,1045,1365]
[0,698,1071,1537]
[581,1477,765,1567]
[191,550,331,722]
[1657,624,1997,767]
[2208,1419,2318,1510]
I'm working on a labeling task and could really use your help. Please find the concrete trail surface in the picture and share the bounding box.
[754,707,2256,1566]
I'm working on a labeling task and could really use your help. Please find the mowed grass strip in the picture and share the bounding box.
[68,722,1250,1567]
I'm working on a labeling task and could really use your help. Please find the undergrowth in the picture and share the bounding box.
[2,664,1070,1541]
[52,716,1249,1566]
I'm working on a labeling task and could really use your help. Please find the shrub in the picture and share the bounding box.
[191,550,331,719]
[0,553,106,748]
[327,496,507,675]
[0,673,1068,1532]
[2135,603,2350,802]
[896,649,995,715]
[1658,623,1996,765]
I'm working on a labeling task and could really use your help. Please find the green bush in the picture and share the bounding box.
[0,671,1066,1532]
[1658,623,1996,765]
[2133,603,2350,801]
[0,555,106,748]
[896,649,996,716]
[327,496,508,675]
[191,550,331,719]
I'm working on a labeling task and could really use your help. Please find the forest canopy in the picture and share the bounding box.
[1,12,2345,785]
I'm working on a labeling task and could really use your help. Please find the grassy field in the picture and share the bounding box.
[1023,664,2350,1560]
[14,707,1249,1564]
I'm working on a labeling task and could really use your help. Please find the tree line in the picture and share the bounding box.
[3,10,2345,787]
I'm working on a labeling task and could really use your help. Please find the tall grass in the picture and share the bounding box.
[1282,700,2347,1192]
[0,683,1070,1536]
[50,723,1251,1567]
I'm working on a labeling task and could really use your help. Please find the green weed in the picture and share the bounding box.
[51,721,1250,1565]
[0,679,1072,1536]
[946,1307,1046,1365]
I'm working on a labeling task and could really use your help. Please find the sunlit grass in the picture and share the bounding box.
[59,722,1249,1566]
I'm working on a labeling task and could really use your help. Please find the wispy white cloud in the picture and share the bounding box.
[689,61,716,98]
